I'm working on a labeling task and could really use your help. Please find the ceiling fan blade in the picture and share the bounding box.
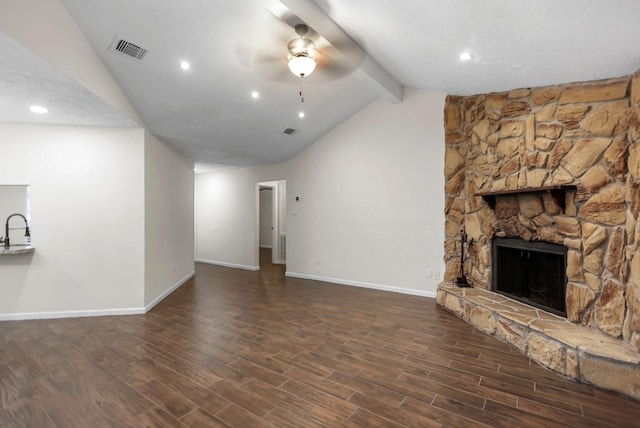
[315,37,365,73]
[309,61,349,83]
[253,56,292,84]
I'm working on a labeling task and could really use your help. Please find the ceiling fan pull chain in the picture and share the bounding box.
[299,77,305,103]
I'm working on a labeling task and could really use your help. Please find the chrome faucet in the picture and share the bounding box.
[4,213,30,249]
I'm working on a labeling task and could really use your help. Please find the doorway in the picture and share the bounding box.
[259,187,274,250]
[257,180,286,267]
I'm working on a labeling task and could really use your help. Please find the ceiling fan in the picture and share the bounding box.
[287,23,317,78]
[249,16,350,85]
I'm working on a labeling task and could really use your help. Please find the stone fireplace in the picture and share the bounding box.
[437,70,640,400]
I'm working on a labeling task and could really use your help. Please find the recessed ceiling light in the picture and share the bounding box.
[459,52,472,61]
[251,91,259,99]
[29,105,48,114]
[298,111,305,118]
[180,61,190,70]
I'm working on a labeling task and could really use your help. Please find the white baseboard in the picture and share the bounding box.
[0,270,434,322]
[145,271,195,312]
[0,307,145,321]
[285,271,437,298]
[195,258,260,271]
[0,271,196,321]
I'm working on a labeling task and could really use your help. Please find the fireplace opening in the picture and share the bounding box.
[492,237,567,316]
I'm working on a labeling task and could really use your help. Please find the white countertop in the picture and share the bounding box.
[0,246,35,255]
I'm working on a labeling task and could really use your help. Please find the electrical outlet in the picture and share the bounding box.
[426,269,433,278]
[315,257,321,265]
[434,272,440,280]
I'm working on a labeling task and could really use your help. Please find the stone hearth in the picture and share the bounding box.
[437,283,640,399]
[438,69,640,399]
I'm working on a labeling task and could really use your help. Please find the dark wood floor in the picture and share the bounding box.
[1,249,639,427]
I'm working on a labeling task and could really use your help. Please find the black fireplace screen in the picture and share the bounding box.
[492,237,567,316]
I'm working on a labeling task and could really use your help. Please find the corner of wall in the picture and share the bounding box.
[143,132,195,307]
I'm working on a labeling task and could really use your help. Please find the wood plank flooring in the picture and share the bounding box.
[1,249,639,427]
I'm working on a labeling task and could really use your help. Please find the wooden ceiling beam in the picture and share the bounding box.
[270,0,403,102]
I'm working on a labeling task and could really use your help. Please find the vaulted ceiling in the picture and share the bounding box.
[2,0,640,171]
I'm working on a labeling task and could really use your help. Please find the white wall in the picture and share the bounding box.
[195,163,287,270]
[144,131,195,308]
[195,88,446,296]
[259,188,274,248]
[286,89,446,295]
[0,0,195,318]
[0,123,145,318]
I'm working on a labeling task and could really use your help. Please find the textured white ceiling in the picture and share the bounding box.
[60,0,380,170]
[3,0,640,170]
[0,31,137,128]
[323,0,640,94]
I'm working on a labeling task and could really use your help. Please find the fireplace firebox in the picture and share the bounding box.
[492,237,567,316]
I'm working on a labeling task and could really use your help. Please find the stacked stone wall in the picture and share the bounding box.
[444,71,640,352]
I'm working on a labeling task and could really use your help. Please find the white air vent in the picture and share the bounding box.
[110,36,148,62]
[283,128,297,135]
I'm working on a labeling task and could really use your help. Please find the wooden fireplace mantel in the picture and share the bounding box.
[475,185,578,211]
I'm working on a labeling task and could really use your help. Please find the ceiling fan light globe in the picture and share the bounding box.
[288,55,316,78]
